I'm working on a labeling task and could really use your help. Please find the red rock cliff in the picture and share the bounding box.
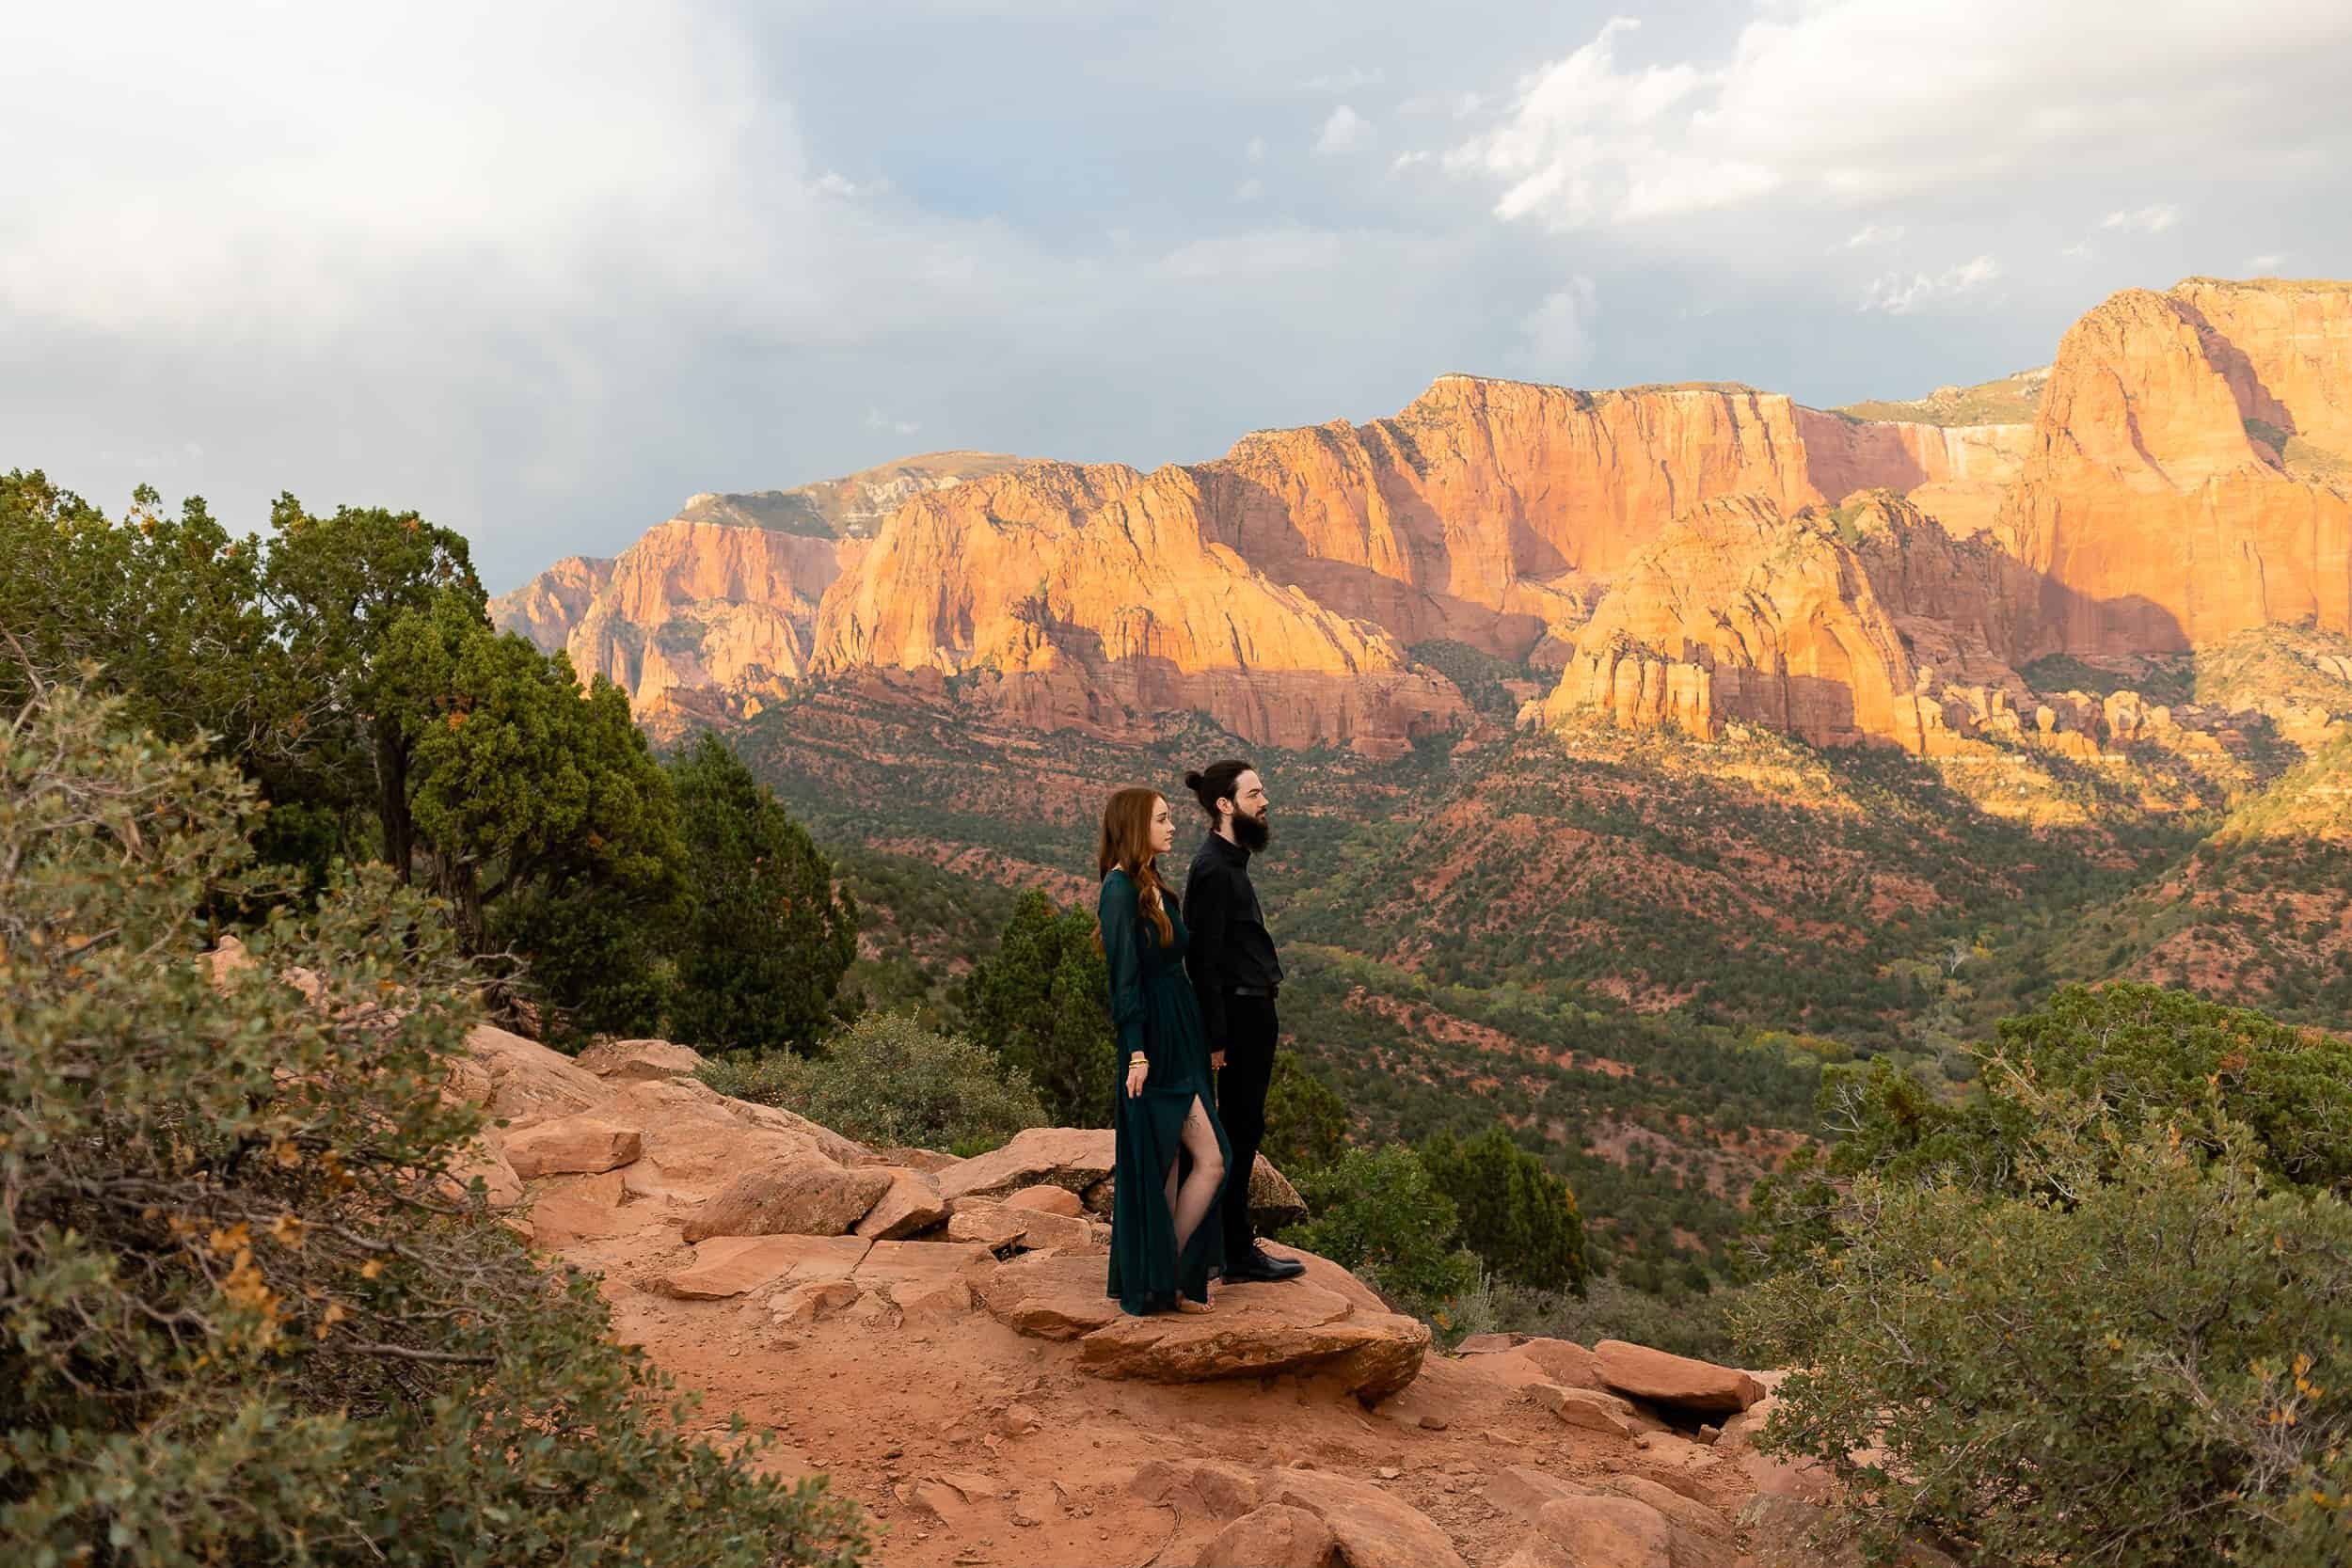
[1998,279,2352,655]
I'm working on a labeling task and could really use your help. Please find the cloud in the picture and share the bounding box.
[2247,252,2285,273]
[865,408,921,436]
[1313,105,1375,155]
[1447,5,2352,230]
[1234,178,1263,202]
[2102,204,2180,232]
[1843,223,1905,249]
[1861,255,2000,314]
[1245,135,1266,163]
[1391,150,1434,171]
[1512,278,1599,376]
[1302,67,1384,93]
[816,171,860,197]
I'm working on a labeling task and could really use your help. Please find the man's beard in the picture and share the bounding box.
[1232,810,1270,852]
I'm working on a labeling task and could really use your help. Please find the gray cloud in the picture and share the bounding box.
[5,1,2348,591]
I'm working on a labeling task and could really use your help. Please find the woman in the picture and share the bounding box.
[1099,786,1231,1316]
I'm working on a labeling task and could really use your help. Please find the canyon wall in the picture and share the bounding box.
[490,277,2350,755]
[1998,279,2352,656]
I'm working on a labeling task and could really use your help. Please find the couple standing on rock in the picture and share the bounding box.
[1097,759,1309,1316]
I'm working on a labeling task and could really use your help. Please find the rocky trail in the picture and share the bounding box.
[439,1017,1861,1567]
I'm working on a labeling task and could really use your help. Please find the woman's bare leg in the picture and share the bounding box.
[1170,1095,1226,1265]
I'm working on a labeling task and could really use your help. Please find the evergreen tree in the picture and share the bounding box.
[1420,1124,1591,1294]
[961,889,1116,1126]
[1262,1049,1352,1176]
[666,734,859,1053]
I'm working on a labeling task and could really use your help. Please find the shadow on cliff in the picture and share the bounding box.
[1200,472,1553,663]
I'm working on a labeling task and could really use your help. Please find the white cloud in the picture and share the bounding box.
[1513,278,1599,375]
[1245,135,1266,163]
[2061,241,2093,259]
[1448,5,2352,230]
[1392,150,1434,170]
[2247,252,2285,273]
[1843,223,1905,248]
[1313,105,1375,155]
[1234,178,1263,202]
[1861,255,1999,314]
[2102,204,2180,232]
[865,407,920,436]
[1303,66,1384,93]
[816,171,860,197]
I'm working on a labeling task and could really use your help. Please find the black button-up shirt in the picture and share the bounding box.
[1182,831,1284,1047]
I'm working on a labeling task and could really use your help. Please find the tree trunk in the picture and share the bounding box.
[372,720,414,882]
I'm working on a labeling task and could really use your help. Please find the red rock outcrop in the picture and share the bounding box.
[806,461,1470,755]
[1795,408,2030,540]
[1540,493,2037,752]
[489,554,612,651]
[1999,278,2352,656]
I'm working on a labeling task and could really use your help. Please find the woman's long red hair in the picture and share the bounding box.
[1098,787,1174,946]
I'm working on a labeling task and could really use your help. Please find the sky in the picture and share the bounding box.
[6,1,2349,592]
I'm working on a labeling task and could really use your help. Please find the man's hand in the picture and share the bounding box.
[1209,1050,1228,1071]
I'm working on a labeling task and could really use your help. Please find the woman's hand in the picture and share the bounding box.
[1125,1056,1149,1099]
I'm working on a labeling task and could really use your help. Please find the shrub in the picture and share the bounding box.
[1279,1145,1480,1320]
[1738,1066,2352,1566]
[1420,1125,1590,1294]
[0,680,866,1566]
[703,1010,1049,1155]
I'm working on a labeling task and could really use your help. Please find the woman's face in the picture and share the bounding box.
[1149,795,1175,855]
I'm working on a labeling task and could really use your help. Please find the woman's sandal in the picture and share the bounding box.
[1175,1294,1214,1314]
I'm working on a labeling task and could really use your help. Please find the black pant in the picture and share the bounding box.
[1215,993,1279,1260]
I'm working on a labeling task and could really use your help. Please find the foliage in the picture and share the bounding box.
[960,890,1116,1127]
[1279,1146,1481,1321]
[1737,1068,2352,1567]
[1420,1125,1590,1294]
[665,735,859,1053]
[1261,1049,1352,1177]
[702,1010,1049,1156]
[0,679,866,1567]
[379,588,687,1006]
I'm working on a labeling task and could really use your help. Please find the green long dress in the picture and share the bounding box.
[1100,866,1232,1314]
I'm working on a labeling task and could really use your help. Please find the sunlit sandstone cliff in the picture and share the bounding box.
[1998,278,2352,655]
[806,461,1470,754]
[1540,494,2039,752]
[493,277,2349,754]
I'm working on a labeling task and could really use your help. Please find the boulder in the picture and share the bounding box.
[524,1170,631,1246]
[876,1146,960,1173]
[1530,1382,1644,1442]
[1601,1477,1734,1543]
[1248,1154,1308,1231]
[1456,1332,1530,1354]
[574,1037,706,1082]
[623,1113,831,1207]
[851,1167,949,1240]
[1258,1469,1468,1568]
[502,1115,642,1179]
[1128,1458,1263,1520]
[1486,1465,1582,1520]
[680,1159,893,1243]
[936,1128,1115,1205]
[461,1023,611,1120]
[1077,1280,1429,1403]
[652,1233,873,1300]
[442,1130,524,1210]
[1196,1503,1340,1568]
[1595,1340,1766,1414]
[975,1251,1123,1340]
[771,1276,862,1323]
[1516,1336,1603,1390]
[947,1205,1035,1251]
[1529,1494,1676,1568]
[1006,1184,1086,1217]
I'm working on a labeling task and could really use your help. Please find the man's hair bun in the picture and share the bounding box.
[1184,770,1205,790]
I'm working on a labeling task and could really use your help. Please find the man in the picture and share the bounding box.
[1181,759,1306,1284]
